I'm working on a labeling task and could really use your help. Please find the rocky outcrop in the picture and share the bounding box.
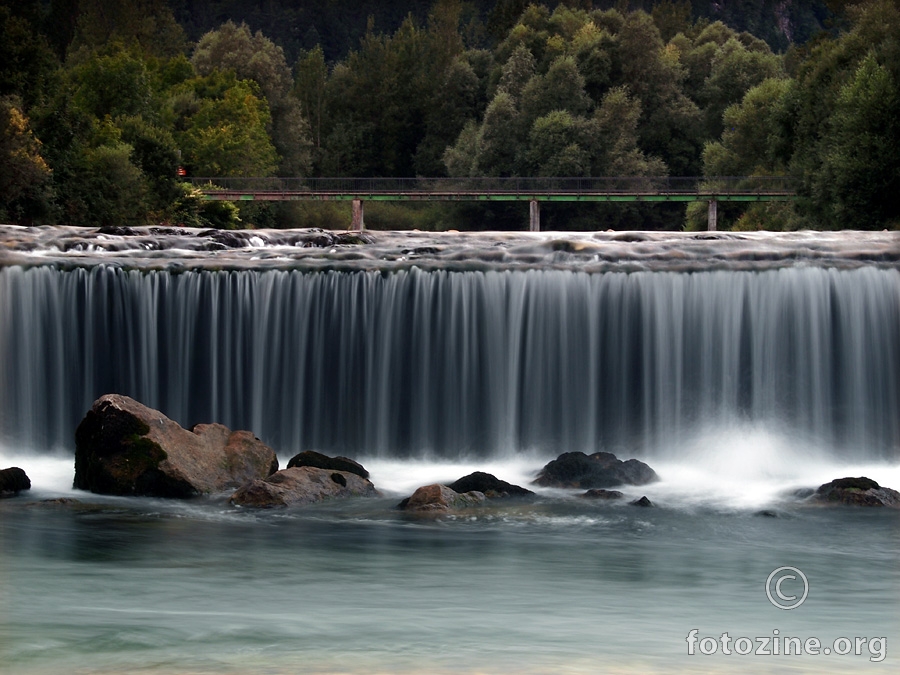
[533,451,658,489]
[229,466,379,508]
[582,488,624,500]
[0,467,31,496]
[74,394,278,497]
[812,477,900,507]
[286,450,369,479]
[447,471,533,498]
[629,496,654,507]
[398,484,486,512]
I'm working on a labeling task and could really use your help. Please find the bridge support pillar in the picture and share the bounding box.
[351,199,365,231]
[707,199,717,232]
[529,200,540,232]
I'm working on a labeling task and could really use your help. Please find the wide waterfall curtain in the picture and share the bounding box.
[1,265,898,457]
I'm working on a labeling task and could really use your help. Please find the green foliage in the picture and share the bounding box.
[69,49,154,120]
[0,96,52,223]
[173,73,279,177]
[0,5,58,107]
[294,45,328,150]
[67,142,149,227]
[818,54,900,228]
[703,78,792,177]
[192,20,293,105]
[787,0,900,229]
[2,0,895,231]
[700,37,783,137]
[69,0,186,58]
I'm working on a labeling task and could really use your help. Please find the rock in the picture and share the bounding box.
[754,509,779,518]
[229,466,379,508]
[533,451,658,489]
[74,394,278,498]
[813,476,900,508]
[0,467,31,496]
[630,496,654,507]
[398,484,486,512]
[447,471,533,498]
[582,488,624,500]
[286,450,369,479]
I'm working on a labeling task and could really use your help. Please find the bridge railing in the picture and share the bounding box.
[189,176,797,196]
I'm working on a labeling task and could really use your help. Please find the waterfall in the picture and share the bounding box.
[1,264,898,458]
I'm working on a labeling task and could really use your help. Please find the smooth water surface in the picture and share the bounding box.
[2,452,898,675]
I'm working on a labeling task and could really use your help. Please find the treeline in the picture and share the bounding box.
[1,0,897,230]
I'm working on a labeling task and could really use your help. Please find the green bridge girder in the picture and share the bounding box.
[190,176,797,231]
[211,192,795,203]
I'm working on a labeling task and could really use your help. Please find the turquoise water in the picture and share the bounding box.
[2,454,898,675]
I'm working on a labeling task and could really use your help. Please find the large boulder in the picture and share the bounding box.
[74,394,278,497]
[229,466,379,508]
[533,451,658,489]
[398,484,486,512]
[447,471,533,498]
[286,450,369,479]
[0,467,31,496]
[812,477,900,507]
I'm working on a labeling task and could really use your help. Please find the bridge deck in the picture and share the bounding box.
[191,177,797,203]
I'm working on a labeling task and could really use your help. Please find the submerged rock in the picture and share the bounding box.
[398,484,486,512]
[448,471,533,498]
[230,466,379,508]
[582,488,624,500]
[813,477,900,508]
[74,394,278,498]
[533,451,658,489]
[0,467,31,496]
[286,450,369,479]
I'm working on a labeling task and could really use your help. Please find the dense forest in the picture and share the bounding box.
[1,0,897,230]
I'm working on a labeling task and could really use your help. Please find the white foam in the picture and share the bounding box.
[639,422,900,509]
[0,446,76,495]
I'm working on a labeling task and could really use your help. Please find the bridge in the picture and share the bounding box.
[191,176,797,231]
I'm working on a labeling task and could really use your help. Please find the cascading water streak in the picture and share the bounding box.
[1,264,898,458]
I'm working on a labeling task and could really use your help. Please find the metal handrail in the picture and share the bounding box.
[188,176,797,196]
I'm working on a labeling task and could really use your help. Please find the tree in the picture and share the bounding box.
[524,110,589,176]
[475,91,520,176]
[788,0,900,228]
[173,73,279,177]
[415,56,481,176]
[519,55,591,128]
[497,44,536,101]
[0,4,58,107]
[294,45,328,150]
[67,142,149,227]
[192,21,293,105]
[701,37,783,137]
[0,96,52,222]
[703,77,792,177]
[651,0,692,42]
[69,48,154,120]
[69,0,185,58]
[615,10,703,175]
[819,54,900,227]
[591,86,667,176]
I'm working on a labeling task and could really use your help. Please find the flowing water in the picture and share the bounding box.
[1,227,898,673]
